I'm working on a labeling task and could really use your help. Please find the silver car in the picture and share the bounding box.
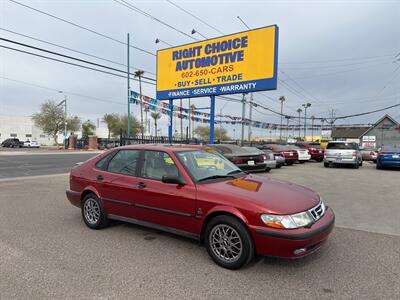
[324,141,363,168]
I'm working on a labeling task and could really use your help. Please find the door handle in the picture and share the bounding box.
[136,182,146,189]
[96,175,104,181]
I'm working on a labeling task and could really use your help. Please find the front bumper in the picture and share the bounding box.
[251,207,335,258]
[264,160,277,169]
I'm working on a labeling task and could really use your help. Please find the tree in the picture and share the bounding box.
[82,120,96,140]
[106,114,141,138]
[151,112,161,137]
[193,126,230,141]
[32,100,81,145]
[102,113,119,139]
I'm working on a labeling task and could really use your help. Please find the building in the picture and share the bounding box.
[331,114,400,148]
[0,115,110,146]
[0,115,54,145]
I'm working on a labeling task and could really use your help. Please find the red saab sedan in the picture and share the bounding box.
[66,145,334,269]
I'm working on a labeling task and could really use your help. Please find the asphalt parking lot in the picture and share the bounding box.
[0,159,399,299]
[0,152,98,178]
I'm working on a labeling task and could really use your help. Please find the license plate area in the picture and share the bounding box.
[247,160,255,166]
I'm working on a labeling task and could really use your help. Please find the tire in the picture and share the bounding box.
[376,163,382,170]
[316,158,323,162]
[265,168,271,173]
[359,161,363,167]
[324,162,329,168]
[81,193,109,229]
[205,215,254,270]
[276,164,282,169]
[354,162,359,169]
[286,162,294,166]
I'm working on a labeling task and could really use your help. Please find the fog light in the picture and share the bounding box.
[294,248,307,255]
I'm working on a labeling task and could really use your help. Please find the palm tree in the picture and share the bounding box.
[151,112,161,137]
[134,70,145,139]
[102,113,118,139]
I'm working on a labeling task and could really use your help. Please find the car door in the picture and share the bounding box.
[94,149,142,219]
[132,150,197,235]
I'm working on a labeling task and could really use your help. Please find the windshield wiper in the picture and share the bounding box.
[197,174,236,182]
[227,170,246,175]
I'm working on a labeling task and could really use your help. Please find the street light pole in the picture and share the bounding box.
[279,96,285,141]
[127,33,131,142]
[311,116,315,142]
[297,108,302,140]
[302,103,311,139]
[248,93,253,142]
[241,93,246,146]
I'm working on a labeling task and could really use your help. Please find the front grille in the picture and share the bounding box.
[308,201,325,221]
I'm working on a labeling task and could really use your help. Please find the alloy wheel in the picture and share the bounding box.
[83,198,100,225]
[209,224,243,263]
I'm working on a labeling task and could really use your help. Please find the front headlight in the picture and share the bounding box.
[261,211,313,229]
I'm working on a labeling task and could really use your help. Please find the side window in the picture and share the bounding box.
[107,150,140,176]
[95,151,116,171]
[141,151,180,181]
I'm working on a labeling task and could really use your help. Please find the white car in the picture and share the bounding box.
[290,145,311,163]
[23,140,40,148]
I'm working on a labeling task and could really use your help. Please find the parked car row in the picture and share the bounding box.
[206,141,399,172]
[1,138,40,148]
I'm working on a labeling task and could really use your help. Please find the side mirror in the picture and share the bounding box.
[162,175,186,185]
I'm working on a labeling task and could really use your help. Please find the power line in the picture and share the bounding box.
[0,37,157,81]
[0,28,156,76]
[113,0,198,41]
[8,0,156,56]
[0,45,156,85]
[280,54,395,65]
[1,76,126,106]
[166,0,225,35]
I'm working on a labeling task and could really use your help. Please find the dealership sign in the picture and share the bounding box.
[156,25,279,99]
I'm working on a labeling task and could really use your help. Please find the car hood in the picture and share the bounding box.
[197,174,320,214]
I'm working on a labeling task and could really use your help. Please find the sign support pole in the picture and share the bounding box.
[241,93,246,146]
[127,33,131,142]
[168,99,173,143]
[209,95,215,144]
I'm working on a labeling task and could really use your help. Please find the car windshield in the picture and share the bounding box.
[175,150,242,182]
[327,142,357,150]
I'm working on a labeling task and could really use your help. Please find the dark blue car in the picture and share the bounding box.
[376,145,400,169]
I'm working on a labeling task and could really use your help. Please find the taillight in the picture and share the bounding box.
[263,155,267,160]
[230,157,243,164]
[352,151,357,156]
[370,151,375,156]
[310,147,316,151]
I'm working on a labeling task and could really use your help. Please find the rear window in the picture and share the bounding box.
[381,145,400,152]
[309,143,323,149]
[327,142,358,150]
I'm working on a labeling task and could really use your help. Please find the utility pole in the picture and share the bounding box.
[188,98,191,140]
[279,96,285,141]
[180,98,183,140]
[297,108,302,140]
[57,91,67,149]
[285,116,290,140]
[127,33,131,142]
[248,93,253,142]
[219,101,228,141]
[311,116,315,142]
[241,93,246,146]
[134,70,145,140]
[302,103,311,139]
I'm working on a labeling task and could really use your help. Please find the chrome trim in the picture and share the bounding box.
[307,200,326,222]
[101,197,132,206]
[108,214,199,240]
